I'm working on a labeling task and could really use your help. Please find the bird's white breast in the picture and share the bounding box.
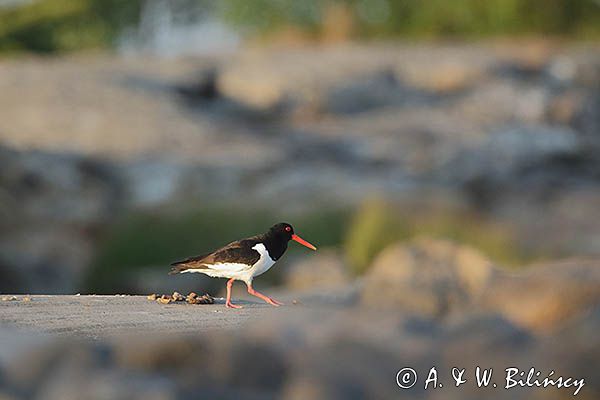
[249,243,276,278]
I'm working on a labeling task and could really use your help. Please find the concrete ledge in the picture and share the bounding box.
[0,295,285,339]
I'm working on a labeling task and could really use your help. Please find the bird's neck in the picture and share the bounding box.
[260,234,288,261]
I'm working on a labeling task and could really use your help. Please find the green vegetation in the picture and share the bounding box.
[1,0,598,54]
[344,200,537,274]
[0,0,141,53]
[344,199,410,275]
[221,0,600,39]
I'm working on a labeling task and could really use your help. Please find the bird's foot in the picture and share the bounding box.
[265,297,283,307]
[226,302,243,309]
[247,285,284,307]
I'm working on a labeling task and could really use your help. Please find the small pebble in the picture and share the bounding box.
[147,292,214,305]
[22,296,31,302]
[187,294,214,304]
[187,292,198,302]
[171,292,184,302]
[1,296,18,301]
[157,297,171,304]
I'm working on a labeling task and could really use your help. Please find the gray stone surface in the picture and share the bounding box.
[0,295,294,338]
[0,297,597,400]
[1,252,599,400]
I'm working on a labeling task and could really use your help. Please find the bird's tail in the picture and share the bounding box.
[168,253,209,275]
[168,261,188,275]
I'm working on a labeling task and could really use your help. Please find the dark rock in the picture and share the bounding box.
[547,90,586,124]
[446,124,581,189]
[283,340,410,400]
[324,70,434,115]
[175,67,219,101]
[443,314,532,359]
[536,306,600,396]
[493,60,547,82]
[572,91,600,150]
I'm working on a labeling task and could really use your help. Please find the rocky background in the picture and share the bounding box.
[1,41,599,294]
[0,0,599,398]
[1,43,599,399]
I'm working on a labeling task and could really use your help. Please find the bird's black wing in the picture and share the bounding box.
[211,239,262,265]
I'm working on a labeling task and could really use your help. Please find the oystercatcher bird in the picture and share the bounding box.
[169,222,317,308]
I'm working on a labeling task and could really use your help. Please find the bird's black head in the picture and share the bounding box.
[267,222,317,251]
[269,222,295,241]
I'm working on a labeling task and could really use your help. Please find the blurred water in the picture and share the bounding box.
[118,0,239,57]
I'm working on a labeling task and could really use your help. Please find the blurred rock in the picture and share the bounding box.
[547,90,586,124]
[0,146,122,224]
[174,67,219,101]
[282,340,406,400]
[0,145,123,293]
[453,80,550,125]
[39,371,177,400]
[445,124,580,187]
[283,250,350,291]
[323,70,434,115]
[361,238,600,333]
[360,238,496,316]
[569,52,600,87]
[573,91,600,150]
[493,58,548,82]
[218,58,287,110]
[547,55,578,84]
[483,259,600,332]
[442,313,533,362]
[398,56,488,93]
[120,160,186,208]
[0,43,600,294]
[539,306,600,397]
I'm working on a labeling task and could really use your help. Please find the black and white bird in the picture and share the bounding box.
[169,222,317,308]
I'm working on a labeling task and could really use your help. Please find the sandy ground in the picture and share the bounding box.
[0,295,314,339]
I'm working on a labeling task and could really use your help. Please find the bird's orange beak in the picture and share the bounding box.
[292,234,317,251]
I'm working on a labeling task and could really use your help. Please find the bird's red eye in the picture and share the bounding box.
[285,226,291,232]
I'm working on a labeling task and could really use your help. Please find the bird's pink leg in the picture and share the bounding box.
[246,283,283,306]
[226,278,242,309]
